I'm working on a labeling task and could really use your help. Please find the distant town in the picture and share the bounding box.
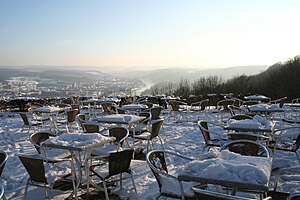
[0,71,145,100]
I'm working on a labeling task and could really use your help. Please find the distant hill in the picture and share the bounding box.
[143,56,300,100]
[114,65,269,83]
[0,67,113,83]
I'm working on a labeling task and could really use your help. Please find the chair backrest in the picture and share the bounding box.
[169,101,180,111]
[67,109,79,123]
[278,97,287,108]
[199,99,209,111]
[139,112,151,125]
[71,104,80,111]
[0,151,8,177]
[20,112,30,125]
[76,114,86,128]
[208,95,222,107]
[101,102,114,114]
[228,105,248,116]
[220,140,270,157]
[147,150,168,175]
[150,107,163,120]
[198,121,211,144]
[169,100,187,111]
[109,127,129,146]
[116,108,126,114]
[146,150,193,199]
[83,123,100,133]
[228,105,235,116]
[30,132,51,154]
[217,99,235,111]
[151,119,164,138]
[108,149,134,177]
[18,154,47,184]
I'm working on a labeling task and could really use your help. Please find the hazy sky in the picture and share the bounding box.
[0,0,299,69]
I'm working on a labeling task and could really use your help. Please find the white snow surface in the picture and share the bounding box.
[44,132,115,148]
[228,115,273,129]
[180,150,272,186]
[0,107,299,199]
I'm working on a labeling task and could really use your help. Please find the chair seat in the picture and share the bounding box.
[43,149,71,161]
[92,144,122,157]
[45,161,72,184]
[129,124,148,135]
[134,131,151,140]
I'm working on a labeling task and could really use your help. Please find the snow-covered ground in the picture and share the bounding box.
[0,107,299,199]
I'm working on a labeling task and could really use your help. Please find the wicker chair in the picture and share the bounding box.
[18,154,75,200]
[100,102,116,115]
[168,100,188,121]
[134,119,164,153]
[90,149,137,200]
[129,112,151,135]
[75,114,86,131]
[190,99,209,120]
[92,127,129,158]
[28,106,50,123]
[82,123,100,133]
[191,99,209,111]
[56,109,80,132]
[268,132,300,162]
[146,150,205,200]
[116,107,126,114]
[228,105,248,116]
[217,99,235,111]
[267,166,300,200]
[30,132,71,162]
[215,99,236,122]
[150,106,164,120]
[198,121,227,152]
[19,112,43,133]
[269,97,287,108]
[70,104,80,112]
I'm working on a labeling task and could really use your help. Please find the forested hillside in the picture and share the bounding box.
[142,56,300,100]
